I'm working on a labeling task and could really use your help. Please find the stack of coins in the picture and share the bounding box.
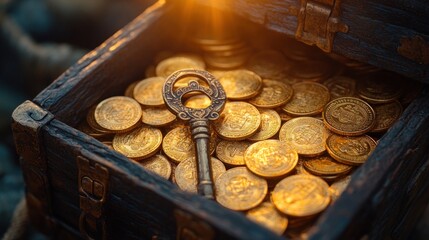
[78,34,411,238]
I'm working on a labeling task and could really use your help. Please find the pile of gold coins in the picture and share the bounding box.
[78,35,415,238]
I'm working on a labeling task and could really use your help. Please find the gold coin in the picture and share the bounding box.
[323,75,356,99]
[78,120,113,139]
[248,79,293,108]
[215,167,268,211]
[112,126,162,160]
[155,56,205,78]
[288,60,334,82]
[215,140,252,166]
[139,155,172,179]
[184,95,212,109]
[246,202,288,235]
[326,134,376,165]
[272,175,330,217]
[173,53,205,68]
[162,125,216,163]
[175,157,226,193]
[245,140,298,178]
[86,106,111,133]
[302,155,352,176]
[248,109,281,141]
[323,97,375,136]
[141,106,176,127]
[329,176,351,202]
[277,110,293,122]
[371,100,402,132]
[246,50,291,80]
[279,117,330,157]
[94,96,142,132]
[282,82,330,116]
[133,77,165,106]
[218,70,262,100]
[295,160,313,176]
[214,102,261,140]
[124,81,139,98]
[357,75,402,104]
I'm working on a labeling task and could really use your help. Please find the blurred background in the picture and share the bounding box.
[0,0,155,238]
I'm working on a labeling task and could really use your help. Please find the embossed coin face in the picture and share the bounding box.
[323,97,375,136]
[323,75,356,99]
[86,106,111,133]
[326,134,376,165]
[279,117,330,156]
[245,140,298,178]
[329,176,351,202]
[246,50,290,80]
[218,70,262,100]
[133,77,166,106]
[141,106,176,126]
[248,109,281,141]
[302,155,352,176]
[248,79,293,108]
[112,126,162,160]
[215,167,268,211]
[214,102,261,140]
[216,140,252,166]
[282,82,330,116]
[139,155,172,179]
[357,76,402,104]
[94,96,142,132]
[156,56,205,78]
[184,95,212,109]
[371,101,402,132]
[246,202,288,235]
[272,175,330,217]
[162,125,216,163]
[175,157,226,193]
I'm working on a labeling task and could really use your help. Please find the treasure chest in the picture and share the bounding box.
[11,0,429,239]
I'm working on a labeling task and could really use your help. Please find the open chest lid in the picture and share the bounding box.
[190,0,429,83]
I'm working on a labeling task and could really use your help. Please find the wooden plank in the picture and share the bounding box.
[195,0,429,82]
[308,86,429,239]
[41,119,283,239]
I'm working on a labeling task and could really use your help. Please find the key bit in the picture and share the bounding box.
[163,69,226,199]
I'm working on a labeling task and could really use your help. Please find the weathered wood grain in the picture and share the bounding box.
[196,0,429,82]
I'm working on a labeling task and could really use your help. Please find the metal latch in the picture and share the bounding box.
[78,156,109,240]
[295,0,349,52]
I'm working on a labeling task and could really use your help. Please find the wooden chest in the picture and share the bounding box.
[11,1,429,239]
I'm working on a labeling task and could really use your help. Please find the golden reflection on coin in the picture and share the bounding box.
[94,96,142,132]
[295,160,313,176]
[326,134,376,165]
[184,95,212,109]
[246,50,290,80]
[216,140,252,166]
[175,157,226,193]
[246,202,288,235]
[162,125,216,163]
[124,81,139,98]
[357,76,402,104]
[249,79,293,108]
[141,106,176,126]
[112,126,162,160]
[133,77,165,106]
[272,175,330,217]
[218,70,262,100]
[86,106,111,134]
[279,117,330,157]
[282,82,330,116]
[371,101,402,132]
[323,97,375,136]
[323,75,356,99]
[156,56,205,78]
[329,176,351,202]
[215,167,268,211]
[302,155,352,176]
[248,109,281,141]
[214,102,261,140]
[245,140,298,178]
[139,155,172,179]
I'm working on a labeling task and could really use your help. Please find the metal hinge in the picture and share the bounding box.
[174,209,214,240]
[77,156,109,240]
[295,0,349,52]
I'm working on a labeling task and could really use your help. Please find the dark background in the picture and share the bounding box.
[1,0,429,239]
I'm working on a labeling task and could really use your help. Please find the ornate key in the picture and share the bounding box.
[163,69,226,199]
